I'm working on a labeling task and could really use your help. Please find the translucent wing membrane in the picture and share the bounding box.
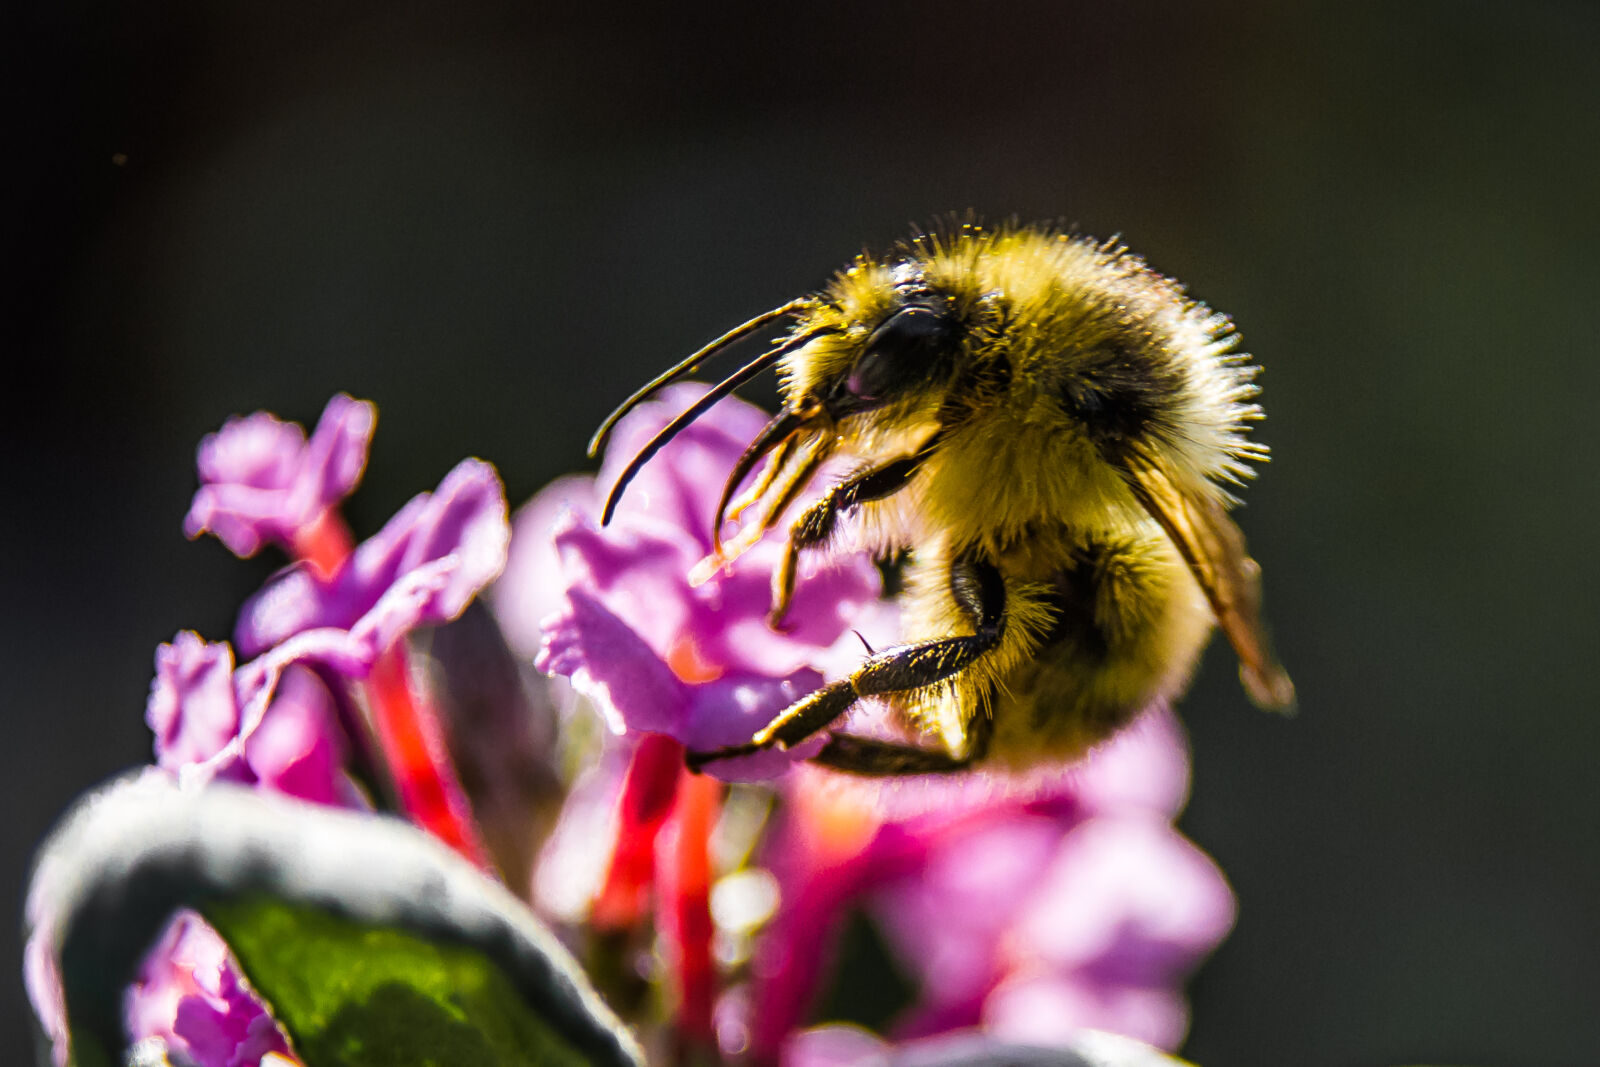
[1122,449,1296,712]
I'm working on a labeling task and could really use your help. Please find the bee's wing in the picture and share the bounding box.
[1123,456,1297,713]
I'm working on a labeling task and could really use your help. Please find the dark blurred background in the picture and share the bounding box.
[7,1,1599,1063]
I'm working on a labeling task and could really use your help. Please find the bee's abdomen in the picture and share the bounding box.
[984,531,1214,766]
[1036,534,1166,656]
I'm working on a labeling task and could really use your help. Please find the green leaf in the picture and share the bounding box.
[203,895,593,1067]
[25,774,643,1067]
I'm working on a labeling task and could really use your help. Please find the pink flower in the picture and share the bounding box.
[123,914,292,1067]
[233,456,509,661]
[26,396,514,1067]
[748,710,1234,1060]
[184,394,375,559]
[145,632,353,806]
[511,383,883,780]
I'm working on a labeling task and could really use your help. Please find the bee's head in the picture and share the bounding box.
[779,259,983,440]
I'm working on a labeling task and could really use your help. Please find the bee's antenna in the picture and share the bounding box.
[599,325,840,526]
[587,298,816,459]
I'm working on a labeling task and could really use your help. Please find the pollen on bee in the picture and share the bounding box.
[687,553,728,588]
[690,520,767,587]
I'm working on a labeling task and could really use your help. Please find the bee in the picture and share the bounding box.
[590,221,1294,776]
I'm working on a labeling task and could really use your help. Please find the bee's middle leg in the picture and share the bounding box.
[690,554,1004,772]
[769,445,933,626]
[811,710,994,776]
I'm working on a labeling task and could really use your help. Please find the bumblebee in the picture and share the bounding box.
[591,222,1294,776]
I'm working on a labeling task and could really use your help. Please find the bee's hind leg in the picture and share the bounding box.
[769,443,936,626]
[690,554,1004,774]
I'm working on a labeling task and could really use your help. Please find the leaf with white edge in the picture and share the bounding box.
[25,773,642,1067]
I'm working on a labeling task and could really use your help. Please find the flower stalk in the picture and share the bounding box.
[364,645,490,868]
[285,496,491,869]
[592,734,688,930]
[659,771,721,1062]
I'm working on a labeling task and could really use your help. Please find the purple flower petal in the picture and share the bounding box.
[1007,817,1236,985]
[493,476,596,660]
[243,667,348,807]
[782,1024,892,1067]
[685,541,881,680]
[147,633,240,770]
[983,973,1188,1053]
[511,384,881,695]
[386,458,511,619]
[550,513,701,667]
[536,589,689,736]
[125,912,290,1067]
[537,589,824,781]
[679,671,828,781]
[296,394,378,512]
[142,626,371,801]
[744,717,1234,1056]
[229,625,375,752]
[870,814,1065,1010]
[550,498,877,679]
[235,458,509,658]
[532,736,639,921]
[1066,707,1191,819]
[185,394,376,558]
[595,383,775,552]
[512,384,882,788]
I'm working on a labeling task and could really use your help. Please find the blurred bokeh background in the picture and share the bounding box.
[7,1,1598,1063]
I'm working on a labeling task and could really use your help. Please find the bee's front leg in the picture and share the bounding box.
[768,444,936,627]
[692,554,1005,775]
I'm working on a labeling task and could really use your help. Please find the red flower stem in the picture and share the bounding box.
[365,649,492,868]
[291,507,491,870]
[289,508,356,578]
[661,771,721,1058]
[591,733,686,930]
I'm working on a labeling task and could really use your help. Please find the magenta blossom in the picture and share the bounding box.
[184,393,375,558]
[41,601,371,1067]
[26,397,515,1067]
[123,913,292,1067]
[233,456,509,660]
[745,710,1234,1061]
[145,631,354,806]
[28,378,1242,1067]
[512,383,883,781]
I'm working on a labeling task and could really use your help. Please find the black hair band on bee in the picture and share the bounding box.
[599,324,842,527]
[587,298,817,459]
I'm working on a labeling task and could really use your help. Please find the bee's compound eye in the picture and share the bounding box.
[848,305,956,400]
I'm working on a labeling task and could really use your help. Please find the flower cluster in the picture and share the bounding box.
[28,396,509,1067]
[762,714,1234,1057]
[26,387,1234,1067]
[503,384,883,780]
